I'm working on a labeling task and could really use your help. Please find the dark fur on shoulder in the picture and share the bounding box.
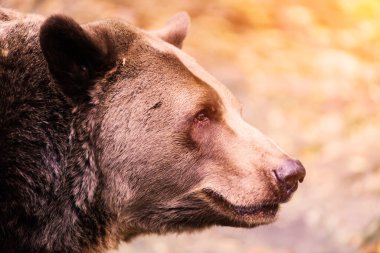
[0,8,109,253]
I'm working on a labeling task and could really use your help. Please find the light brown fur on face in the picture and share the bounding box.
[94,14,305,235]
[138,25,296,224]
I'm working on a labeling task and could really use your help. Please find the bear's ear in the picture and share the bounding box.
[149,12,190,48]
[40,15,115,104]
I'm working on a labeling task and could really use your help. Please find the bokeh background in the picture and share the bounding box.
[2,0,380,252]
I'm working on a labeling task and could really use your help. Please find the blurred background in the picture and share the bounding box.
[2,0,380,252]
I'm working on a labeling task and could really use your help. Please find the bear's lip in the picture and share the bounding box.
[201,188,280,217]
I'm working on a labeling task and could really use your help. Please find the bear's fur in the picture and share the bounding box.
[0,8,305,253]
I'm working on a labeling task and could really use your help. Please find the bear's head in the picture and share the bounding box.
[39,13,305,239]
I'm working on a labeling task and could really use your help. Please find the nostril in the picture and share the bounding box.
[274,159,306,189]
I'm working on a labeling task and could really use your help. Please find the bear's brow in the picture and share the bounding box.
[168,52,224,115]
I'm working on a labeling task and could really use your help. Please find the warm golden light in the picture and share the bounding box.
[3,0,380,252]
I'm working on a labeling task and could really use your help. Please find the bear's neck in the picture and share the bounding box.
[51,104,118,252]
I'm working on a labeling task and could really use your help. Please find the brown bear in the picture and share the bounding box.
[0,7,306,253]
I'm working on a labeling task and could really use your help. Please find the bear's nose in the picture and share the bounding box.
[274,159,306,196]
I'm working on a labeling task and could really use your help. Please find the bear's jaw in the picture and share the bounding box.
[200,188,281,226]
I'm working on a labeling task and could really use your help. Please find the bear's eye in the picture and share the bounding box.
[195,112,207,122]
[193,109,210,126]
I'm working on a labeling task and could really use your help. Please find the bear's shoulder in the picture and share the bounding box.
[0,7,43,22]
[0,7,23,22]
[1,7,44,59]
[0,7,71,211]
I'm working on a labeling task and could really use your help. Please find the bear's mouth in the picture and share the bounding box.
[201,188,280,224]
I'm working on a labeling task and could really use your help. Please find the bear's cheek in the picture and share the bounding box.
[189,118,218,147]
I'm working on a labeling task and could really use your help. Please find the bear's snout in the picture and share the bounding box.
[273,159,306,200]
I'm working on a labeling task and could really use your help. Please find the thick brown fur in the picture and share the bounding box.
[0,7,305,253]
